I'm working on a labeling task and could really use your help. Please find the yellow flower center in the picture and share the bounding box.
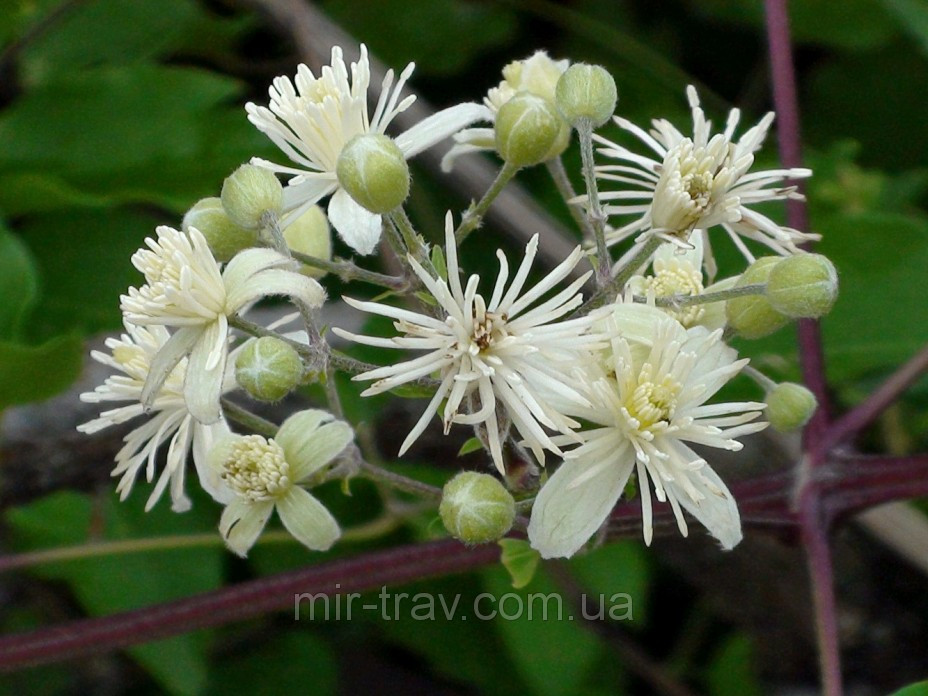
[626,363,682,431]
[644,259,706,327]
[220,435,291,502]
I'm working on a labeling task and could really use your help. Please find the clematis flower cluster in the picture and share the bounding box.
[80,43,836,562]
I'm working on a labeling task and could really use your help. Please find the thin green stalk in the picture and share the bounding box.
[546,156,594,240]
[640,283,767,309]
[221,398,279,437]
[290,250,407,291]
[359,460,442,499]
[389,207,434,274]
[455,161,520,244]
[576,236,662,315]
[577,119,611,287]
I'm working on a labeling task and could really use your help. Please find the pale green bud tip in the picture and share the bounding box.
[235,336,303,402]
[336,133,410,214]
[555,63,617,128]
[766,253,838,319]
[183,197,258,262]
[221,164,283,230]
[495,91,568,167]
[439,471,515,545]
[726,256,790,339]
[766,382,818,432]
[283,205,332,279]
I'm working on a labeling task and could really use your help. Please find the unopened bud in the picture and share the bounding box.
[495,92,568,167]
[336,133,410,214]
[221,164,283,230]
[555,63,617,128]
[766,382,817,432]
[440,471,515,545]
[766,253,838,319]
[235,337,303,402]
[726,257,790,339]
[283,205,332,279]
[182,198,257,262]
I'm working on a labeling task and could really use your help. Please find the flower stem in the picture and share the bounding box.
[221,398,278,437]
[577,119,611,287]
[358,459,442,499]
[290,250,407,291]
[455,161,520,245]
[546,156,595,241]
[389,207,434,273]
[575,236,662,315]
[637,283,766,309]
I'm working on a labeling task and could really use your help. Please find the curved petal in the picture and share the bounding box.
[226,267,325,313]
[219,498,274,557]
[528,453,634,559]
[278,487,341,551]
[192,419,236,504]
[328,188,382,255]
[140,326,202,411]
[277,410,355,482]
[184,320,227,424]
[280,175,338,211]
[222,248,291,294]
[664,462,742,550]
[395,103,493,158]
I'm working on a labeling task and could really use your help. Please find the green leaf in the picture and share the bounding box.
[705,634,763,696]
[320,0,517,76]
[0,223,38,340]
[206,631,337,696]
[0,334,82,409]
[0,64,242,178]
[458,436,483,456]
[430,243,448,281]
[17,208,160,340]
[388,381,438,399]
[498,538,541,589]
[890,681,928,696]
[5,491,224,696]
[881,0,928,57]
[569,540,650,624]
[482,565,605,696]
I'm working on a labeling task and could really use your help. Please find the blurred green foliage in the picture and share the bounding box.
[1,0,927,693]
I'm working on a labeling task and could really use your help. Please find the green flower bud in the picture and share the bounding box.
[555,63,618,128]
[495,92,568,167]
[182,197,258,262]
[235,336,304,402]
[221,164,283,230]
[766,382,818,432]
[336,133,410,214]
[726,257,790,339]
[766,253,838,319]
[440,471,515,545]
[283,205,332,279]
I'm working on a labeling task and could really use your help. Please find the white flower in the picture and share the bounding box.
[78,322,232,512]
[627,234,729,330]
[246,44,490,255]
[528,303,766,558]
[120,225,324,424]
[441,50,568,172]
[333,213,604,474]
[209,410,354,557]
[595,86,817,279]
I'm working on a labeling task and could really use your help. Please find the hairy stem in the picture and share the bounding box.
[546,156,595,240]
[455,162,520,245]
[290,250,407,291]
[575,236,662,315]
[577,119,612,287]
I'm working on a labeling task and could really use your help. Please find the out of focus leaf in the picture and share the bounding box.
[881,0,928,57]
[320,0,517,76]
[705,633,763,696]
[0,223,38,340]
[891,682,928,696]
[0,334,82,409]
[483,565,605,696]
[206,631,337,696]
[499,538,541,589]
[5,491,224,695]
[570,540,650,624]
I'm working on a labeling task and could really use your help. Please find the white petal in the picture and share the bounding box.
[227,267,325,313]
[222,248,291,293]
[140,326,202,411]
[328,188,382,255]
[395,103,492,158]
[276,410,355,481]
[219,499,274,557]
[183,320,227,424]
[192,420,235,504]
[665,464,742,550]
[277,487,341,551]
[528,453,634,559]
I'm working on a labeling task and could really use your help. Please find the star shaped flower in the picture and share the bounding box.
[208,410,354,557]
[246,44,490,255]
[120,225,324,424]
[528,303,766,558]
[595,86,817,279]
[334,213,604,473]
